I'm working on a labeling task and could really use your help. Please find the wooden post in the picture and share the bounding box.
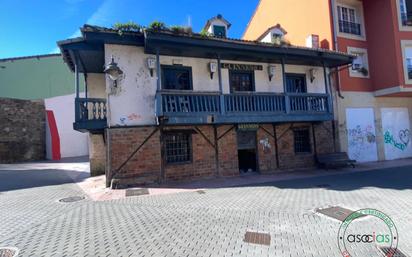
[217,55,225,114]
[312,123,318,160]
[323,62,333,114]
[281,58,290,114]
[214,125,220,177]
[74,53,80,99]
[273,124,280,169]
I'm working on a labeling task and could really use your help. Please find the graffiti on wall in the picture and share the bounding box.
[384,130,410,151]
[118,113,142,126]
[347,125,376,160]
[259,137,271,153]
[381,108,412,160]
[346,108,378,162]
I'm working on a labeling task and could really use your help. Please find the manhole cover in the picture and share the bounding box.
[59,196,85,203]
[243,231,271,246]
[379,247,409,257]
[0,247,19,257]
[196,190,206,194]
[316,206,365,222]
[125,188,149,197]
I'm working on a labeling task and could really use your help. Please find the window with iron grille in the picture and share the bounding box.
[337,5,361,36]
[164,132,192,164]
[294,128,311,154]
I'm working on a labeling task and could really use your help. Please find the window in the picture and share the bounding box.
[347,47,369,78]
[213,25,226,38]
[161,65,192,90]
[337,5,361,35]
[405,47,412,80]
[400,0,412,26]
[294,128,311,154]
[164,132,192,164]
[229,70,255,92]
[286,74,307,93]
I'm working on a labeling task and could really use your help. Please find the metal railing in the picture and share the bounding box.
[338,20,361,36]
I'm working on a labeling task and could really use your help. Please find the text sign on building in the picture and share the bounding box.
[237,124,259,131]
[221,63,263,71]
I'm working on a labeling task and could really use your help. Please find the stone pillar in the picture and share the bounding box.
[89,133,106,176]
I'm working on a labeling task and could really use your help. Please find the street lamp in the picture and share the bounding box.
[104,56,123,87]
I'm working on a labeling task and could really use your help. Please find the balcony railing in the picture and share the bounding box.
[338,20,361,36]
[158,91,332,124]
[74,98,107,131]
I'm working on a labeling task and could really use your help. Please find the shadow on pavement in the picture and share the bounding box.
[0,169,89,192]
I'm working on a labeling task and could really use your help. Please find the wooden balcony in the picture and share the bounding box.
[73,98,107,132]
[156,91,332,125]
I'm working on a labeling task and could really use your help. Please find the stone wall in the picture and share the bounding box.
[107,122,335,187]
[89,133,106,176]
[0,98,45,163]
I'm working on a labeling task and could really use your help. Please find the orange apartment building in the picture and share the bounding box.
[244,0,412,163]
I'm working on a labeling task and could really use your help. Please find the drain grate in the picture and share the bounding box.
[0,247,19,257]
[243,231,271,246]
[316,206,365,222]
[125,188,149,197]
[59,196,85,203]
[379,247,409,257]
[196,190,206,194]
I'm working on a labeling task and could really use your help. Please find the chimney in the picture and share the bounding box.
[306,34,320,48]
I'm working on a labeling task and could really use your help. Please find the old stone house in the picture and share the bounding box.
[58,15,353,187]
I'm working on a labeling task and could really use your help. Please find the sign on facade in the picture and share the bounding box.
[381,108,412,160]
[237,124,259,131]
[346,108,378,162]
[221,63,263,71]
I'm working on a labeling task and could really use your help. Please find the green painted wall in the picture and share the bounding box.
[0,54,84,100]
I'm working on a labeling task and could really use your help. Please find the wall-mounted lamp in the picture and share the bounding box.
[268,65,276,81]
[209,62,217,79]
[104,56,123,87]
[308,68,317,83]
[147,57,156,77]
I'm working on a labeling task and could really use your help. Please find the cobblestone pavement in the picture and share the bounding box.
[0,162,411,257]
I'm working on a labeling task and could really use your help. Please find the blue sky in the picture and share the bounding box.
[0,0,259,59]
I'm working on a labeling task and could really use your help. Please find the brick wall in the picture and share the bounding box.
[108,126,161,186]
[107,122,334,187]
[276,123,316,169]
[0,98,45,163]
[313,121,335,154]
[217,125,239,176]
[89,133,106,176]
[257,124,278,174]
[163,126,216,181]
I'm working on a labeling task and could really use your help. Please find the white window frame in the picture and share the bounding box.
[347,47,370,78]
[335,1,366,41]
[401,40,412,84]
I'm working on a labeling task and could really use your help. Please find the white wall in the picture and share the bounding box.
[105,44,329,127]
[87,73,106,98]
[45,93,89,158]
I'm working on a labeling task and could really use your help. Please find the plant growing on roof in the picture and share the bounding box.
[199,29,213,38]
[170,25,193,35]
[112,21,142,35]
[149,21,167,31]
